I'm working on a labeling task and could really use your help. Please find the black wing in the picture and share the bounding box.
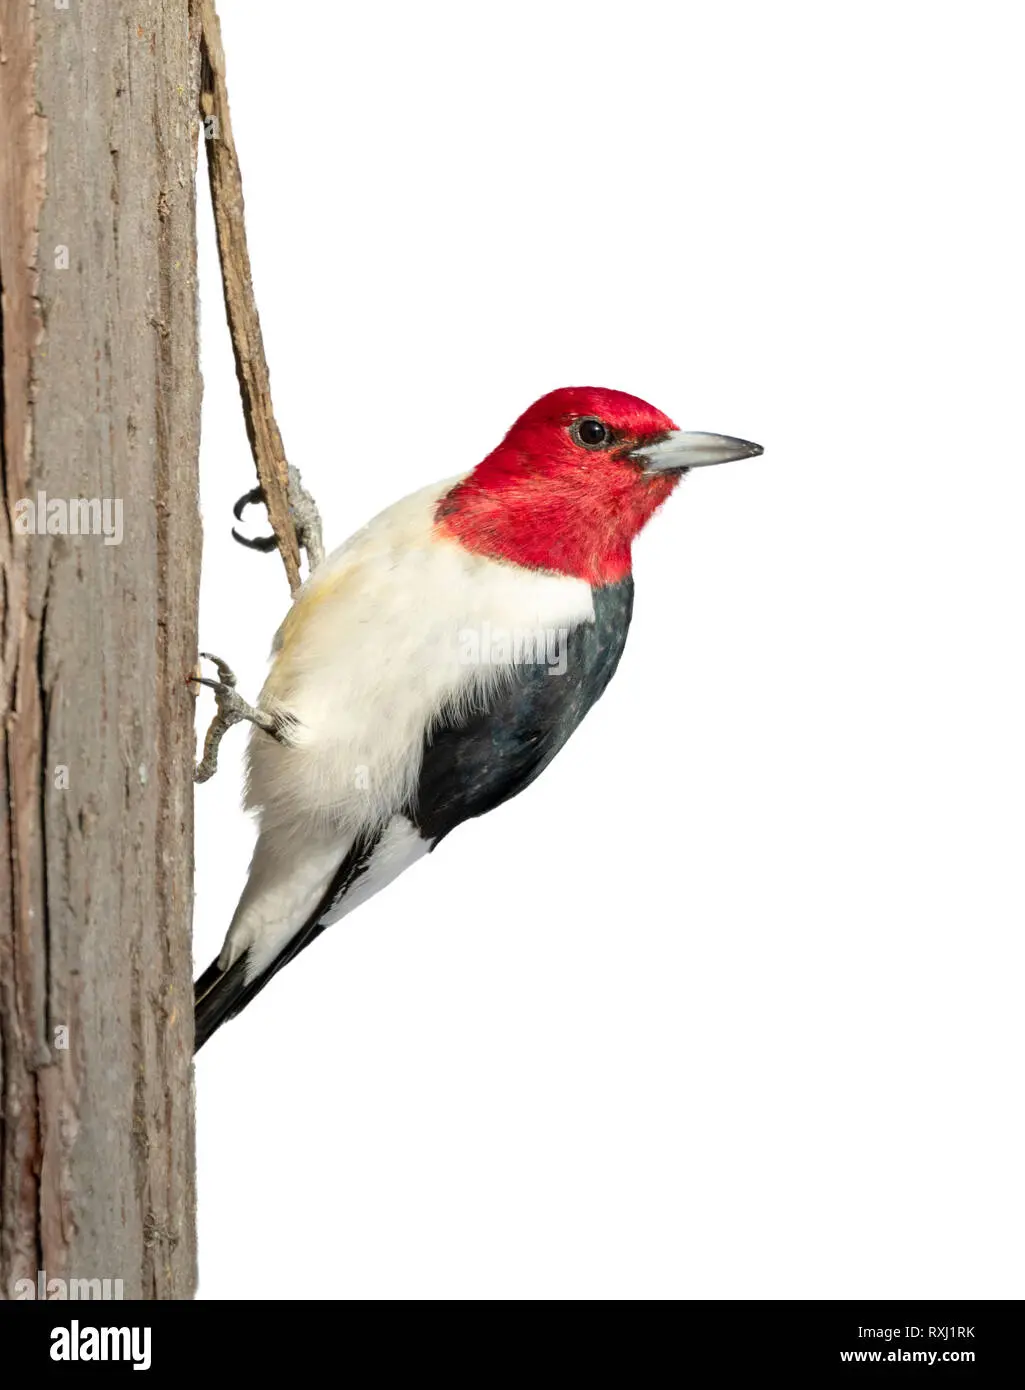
[412,577,634,843]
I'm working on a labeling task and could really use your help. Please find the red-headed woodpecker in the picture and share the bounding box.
[194,387,761,1048]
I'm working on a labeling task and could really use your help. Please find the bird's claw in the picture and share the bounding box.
[231,487,279,553]
[230,466,325,571]
[190,653,282,784]
[197,651,238,690]
[192,675,235,701]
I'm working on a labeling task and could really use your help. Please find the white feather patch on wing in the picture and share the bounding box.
[318,814,430,928]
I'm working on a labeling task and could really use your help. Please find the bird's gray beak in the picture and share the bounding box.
[631,431,764,474]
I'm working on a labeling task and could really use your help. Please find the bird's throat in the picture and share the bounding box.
[435,467,678,585]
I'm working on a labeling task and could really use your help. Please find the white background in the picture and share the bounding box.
[193,1,1024,1299]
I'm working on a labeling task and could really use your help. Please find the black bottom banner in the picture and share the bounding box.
[0,1297,1019,1377]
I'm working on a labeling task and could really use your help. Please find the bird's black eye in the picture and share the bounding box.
[571,417,611,449]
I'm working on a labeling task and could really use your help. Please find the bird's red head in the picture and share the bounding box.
[436,387,761,585]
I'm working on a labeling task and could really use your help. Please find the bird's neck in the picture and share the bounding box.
[435,458,678,585]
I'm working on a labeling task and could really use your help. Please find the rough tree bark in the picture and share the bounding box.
[0,1,200,1298]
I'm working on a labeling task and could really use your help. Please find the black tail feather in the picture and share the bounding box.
[194,906,339,1051]
[194,955,253,1051]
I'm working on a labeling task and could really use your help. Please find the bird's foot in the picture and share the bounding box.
[231,465,325,573]
[286,465,325,572]
[190,652,296,784]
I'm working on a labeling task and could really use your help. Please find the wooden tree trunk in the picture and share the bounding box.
[0,0,200,1298]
